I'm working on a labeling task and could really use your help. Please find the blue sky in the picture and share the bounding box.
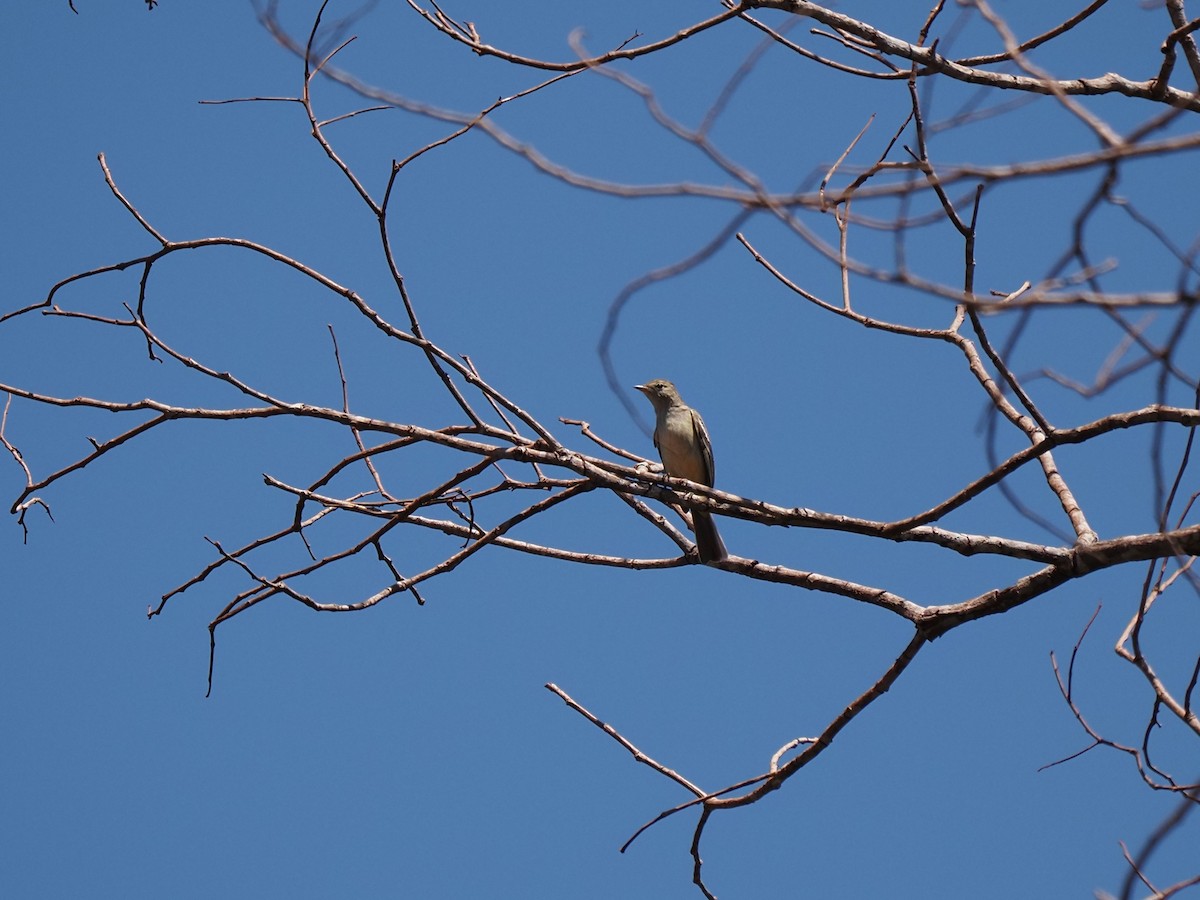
[4,2,1199,898]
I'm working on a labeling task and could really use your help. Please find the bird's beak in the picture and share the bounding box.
[634,383,649,394]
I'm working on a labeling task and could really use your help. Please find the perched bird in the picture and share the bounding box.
[634,379,728,563]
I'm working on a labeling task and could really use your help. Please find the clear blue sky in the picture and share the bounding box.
[3,2,1198,898]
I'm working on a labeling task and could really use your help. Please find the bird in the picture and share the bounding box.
[634,379,728,563]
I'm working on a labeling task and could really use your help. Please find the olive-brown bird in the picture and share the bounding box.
[634,379,727,563]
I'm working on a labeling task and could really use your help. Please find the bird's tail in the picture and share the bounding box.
[692,510,727,563]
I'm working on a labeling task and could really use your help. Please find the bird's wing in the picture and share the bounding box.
[689,407,716,486]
